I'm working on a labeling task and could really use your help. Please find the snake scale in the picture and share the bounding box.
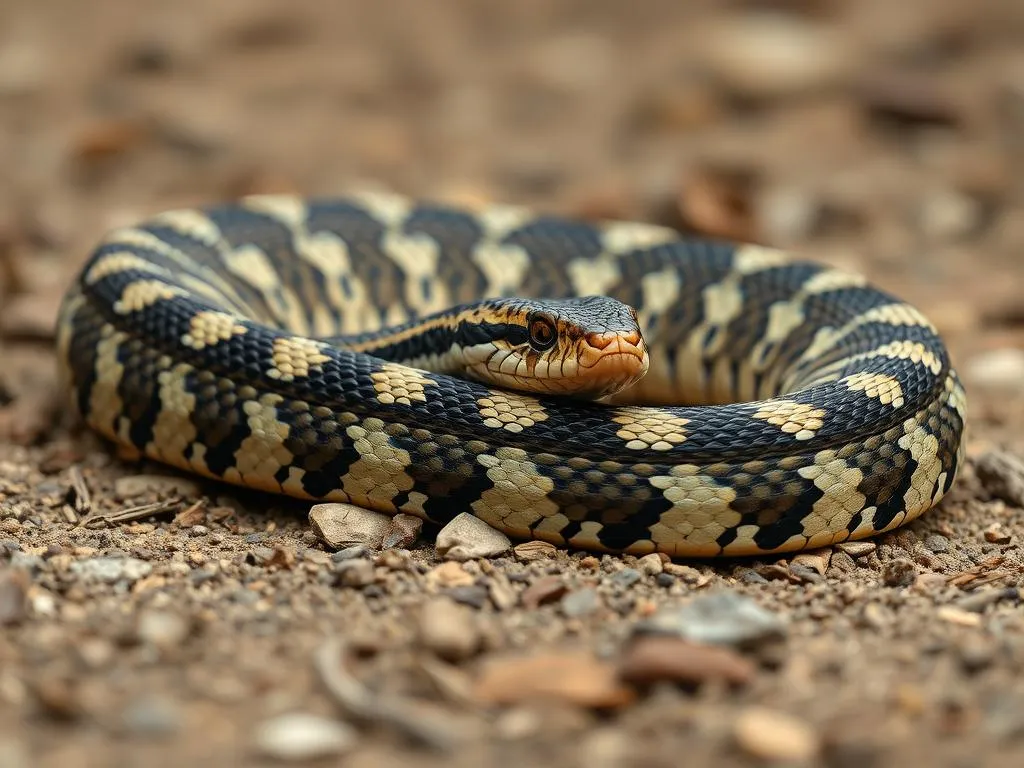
[55,191,967,557]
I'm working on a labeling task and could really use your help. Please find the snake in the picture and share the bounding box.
[55,191,967,558]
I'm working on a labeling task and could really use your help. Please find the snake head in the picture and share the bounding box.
[454,296,649,399]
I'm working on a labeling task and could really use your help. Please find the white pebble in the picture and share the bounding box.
[253,713,357,762]
[309,503,391,549]
[435,513,511,561]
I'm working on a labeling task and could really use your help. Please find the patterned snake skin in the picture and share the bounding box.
[55,191,967,557]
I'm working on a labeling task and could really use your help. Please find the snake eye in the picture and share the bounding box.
[528,316,556,351]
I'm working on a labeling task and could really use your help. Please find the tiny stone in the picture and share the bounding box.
[881,558,917,587]
[561,587,601,618]
[334,558,375,588]
[0,573,28,625]
[655,573,675,588]
[136,609,191,648]
[435,513,511,561]
[792,550,830,576]
[309,503,391,550]
[923,535,950,554]
[488,575,518,611]
[254,713,357,762]
[637,553,664,575]
[189,525,209,537]
[417,597,480,661]
[740,569,770,585]
[611,568,642,588]
[788,563,824,585]
[733,707,820,762]
[381,513,423,549]
[331,545,369,562]
[974,450,1024,508]
[521,576,568,609]
[513,540,557,562]
[427,561,475,589]
[634,592,786,648]
[120,695,181,737]
[984,525,1012,545]
[664,563,700,580]
[445,584,490,610]
[375,548,412,571]
[69,557,152,584]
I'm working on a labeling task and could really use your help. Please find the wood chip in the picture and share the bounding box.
[473,653,635,709]
[733,707,820,762]
[937,606,983,627]
[618,636,756,687]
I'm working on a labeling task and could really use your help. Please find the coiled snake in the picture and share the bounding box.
[56,192,966,557]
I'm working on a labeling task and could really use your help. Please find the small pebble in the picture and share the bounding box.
[427,561,475,589]
[733,707,820,762]
[634,592,786,648]
[334,558,375,588]
[445,584,490,610]
[331,545,369,562]
[792,550,830,576]
[561,587,601,618]
[740,569,770,585]
[69,557,152,584]
[435,513,511,561]
[923,535,950,554]
[789,563,824,584]
[253,713,357,762]
[835,541,877,558]
[488,576,518,611]
[611,568,642,588]
[974,450,1024,507]
[0,572,27,626]
[637,553,664,575]
[135,609,191,648]
[417,597,480,661]
[881,558,917,587]
[382,513,423,549]
[521,576,568,609]
[309,503,391,550]
[120,695,181,737]
[655,573,675,589]
[513,540,557,561]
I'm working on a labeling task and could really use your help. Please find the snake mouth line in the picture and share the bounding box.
[579,331,649,379]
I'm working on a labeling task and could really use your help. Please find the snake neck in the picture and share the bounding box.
[321,308,468,372]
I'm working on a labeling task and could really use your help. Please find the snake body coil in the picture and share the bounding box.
[56,192,966,557]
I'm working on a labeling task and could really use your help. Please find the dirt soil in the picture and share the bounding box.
[3,1,1024,766]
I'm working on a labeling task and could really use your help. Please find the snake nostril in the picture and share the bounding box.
[588,331,642,351]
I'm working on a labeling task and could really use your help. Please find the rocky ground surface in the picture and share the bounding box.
[2,0,1024,766]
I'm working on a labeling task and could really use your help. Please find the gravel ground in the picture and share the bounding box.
[2,1,1024,766]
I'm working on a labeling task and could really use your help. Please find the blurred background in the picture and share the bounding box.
[3,0,1021,443]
